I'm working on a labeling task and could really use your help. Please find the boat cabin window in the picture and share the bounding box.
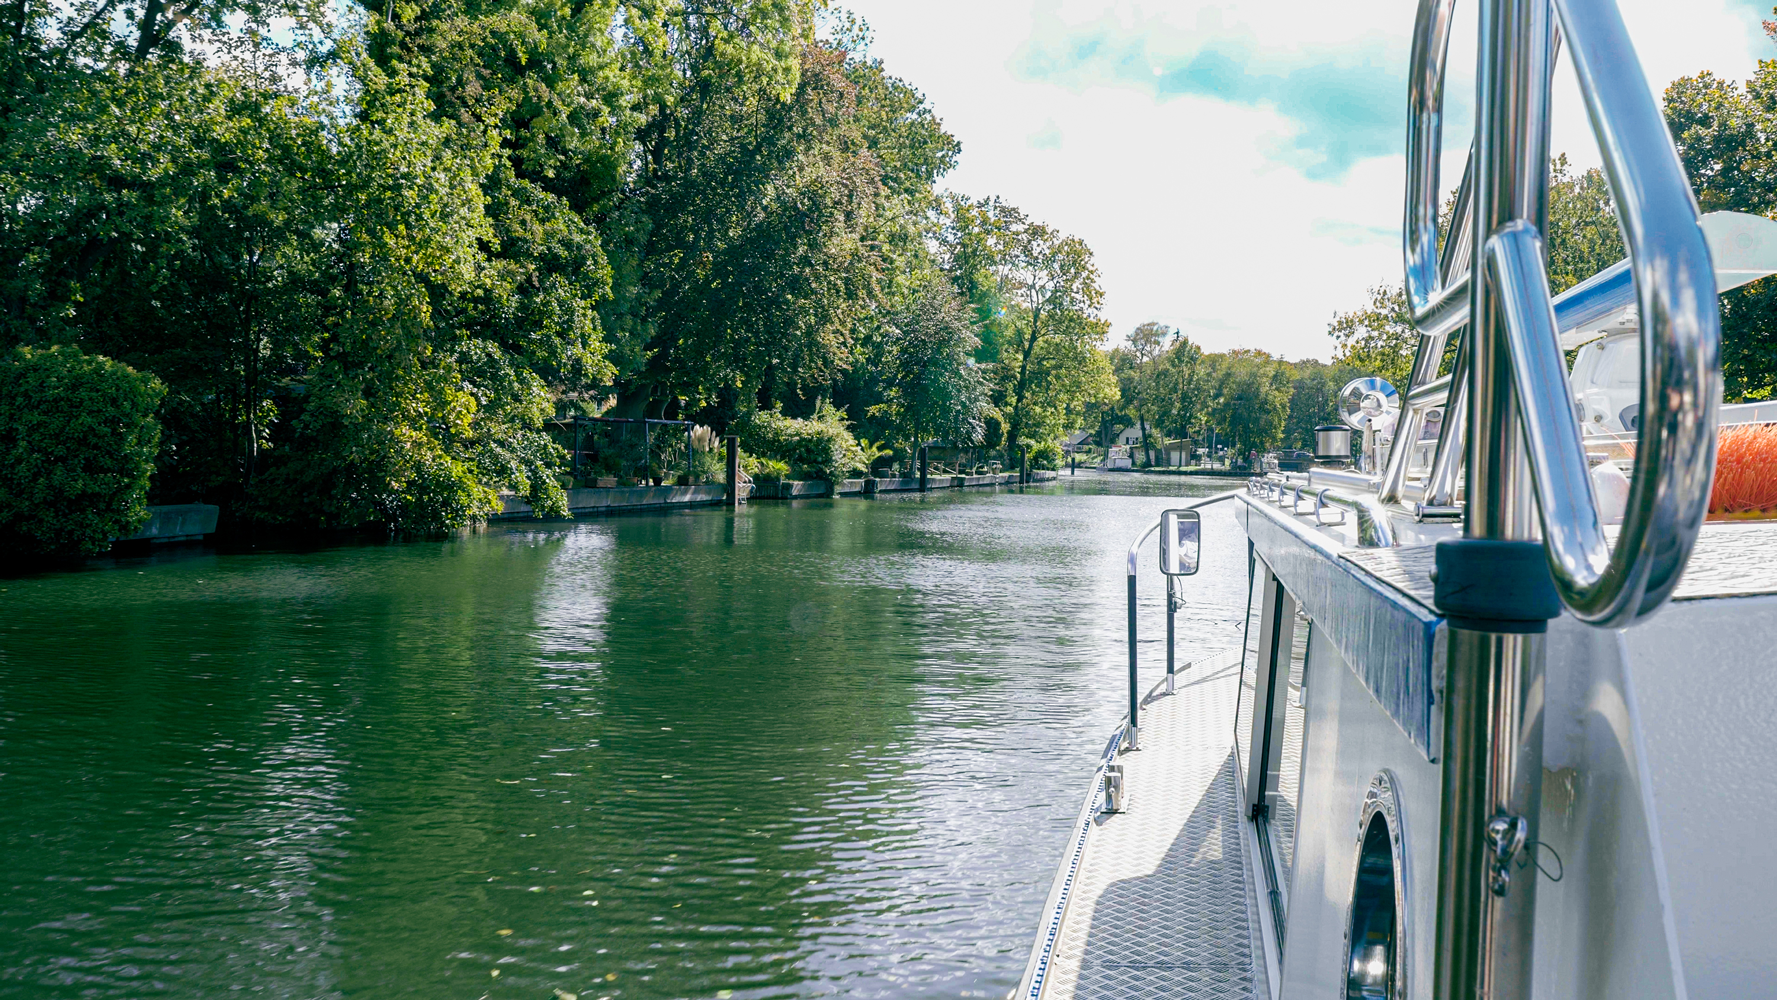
[1234,552,1268,783]
[1235,551,1314,938]
[1263,607,1312,903]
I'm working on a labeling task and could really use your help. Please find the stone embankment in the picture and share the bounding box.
[494,471,1058,519]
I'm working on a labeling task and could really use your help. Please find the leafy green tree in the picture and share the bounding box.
[1328,284,1416,390]
[1151,335,1206,453]
[937,193,1015,360]
[1665,56,1777,399]
[0,0,1075,533]
[968,204,1116,459]
[0,346,165,558]
[0,57,332,504]
[1200,350,1292,462]
[1114,321,1173,465]
[868,273,989,455]
[1282,359,1361,451]
[1547,154,1626,293]
[599,25,959,418]
[0,44,577,531]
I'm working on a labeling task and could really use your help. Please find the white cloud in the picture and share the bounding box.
[844,0,1768,362]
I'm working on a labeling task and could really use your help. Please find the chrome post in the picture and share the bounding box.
[1431,0,1553,998]
[1426,333,1471,507]
[1125,567,1139,751]
[1165,575,1177,695]
[1125,521,1162,752]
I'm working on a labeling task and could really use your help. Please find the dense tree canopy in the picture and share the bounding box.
[1665,53,1777,400]
[27,0,1770,528]
[0,0,1114,539]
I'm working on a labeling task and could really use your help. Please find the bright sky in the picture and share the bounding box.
[839,0,1772,361]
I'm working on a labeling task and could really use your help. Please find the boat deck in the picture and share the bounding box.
[1020,646,1268,1000]
[1341,517,1777,610]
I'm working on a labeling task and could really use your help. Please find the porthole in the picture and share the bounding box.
[1344,770,1407,999]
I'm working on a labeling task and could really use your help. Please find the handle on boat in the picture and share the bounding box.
[1480,0,1719,627]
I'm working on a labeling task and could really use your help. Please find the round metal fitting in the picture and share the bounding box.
[1343,770,1408,999]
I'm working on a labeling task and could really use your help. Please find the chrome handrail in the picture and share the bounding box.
[1316,489,1397,548]
[1251,474,1395,547]
[1408,2,1718,999]
[1404,0,1462,320]
[1387,0,1468,506]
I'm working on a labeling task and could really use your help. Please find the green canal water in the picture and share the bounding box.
[0,474,1249,1000]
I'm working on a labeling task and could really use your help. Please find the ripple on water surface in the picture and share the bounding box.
[0,474,1247,999]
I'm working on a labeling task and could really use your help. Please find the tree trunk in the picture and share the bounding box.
[1007,307,1043,464]
[608,384,651,420]
[132,0,163,57]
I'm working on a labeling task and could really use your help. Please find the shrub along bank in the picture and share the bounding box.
[737,401,872,484]
[1,347,165,558]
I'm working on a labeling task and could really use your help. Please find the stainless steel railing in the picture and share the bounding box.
[1400,0,1717,626]
[1514,0,1718,625]
[1248,476,1397,548]
[1404,1,1720,999]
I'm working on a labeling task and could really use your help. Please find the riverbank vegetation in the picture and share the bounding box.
[12,1,1774,553]
[0,2,1120,552]
[0,347,164,556]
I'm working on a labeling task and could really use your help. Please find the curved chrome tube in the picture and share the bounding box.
[1318,490,1397,549]
[1124,490,1243,579]
[1123,490,1245,752]
[1515,0,1718,624]
[1125,520,1162,579]
[1399,0,1719,624]
[1313,489,1347,526]
[1404,0,1461,317]
[1387,0,1467,506]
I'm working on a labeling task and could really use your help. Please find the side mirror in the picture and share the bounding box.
[1159,508,1201,576]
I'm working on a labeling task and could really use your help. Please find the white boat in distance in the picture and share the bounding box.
[1099,445,1134,472]
[1019,0,1777,998]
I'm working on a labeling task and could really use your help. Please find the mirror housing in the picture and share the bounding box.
[1159,509,1201,576]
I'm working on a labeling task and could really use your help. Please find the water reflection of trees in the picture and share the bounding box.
[0,534,562,997]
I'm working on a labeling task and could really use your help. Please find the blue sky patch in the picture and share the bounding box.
[1013,7,1432,179]
[1310,218,1401,247]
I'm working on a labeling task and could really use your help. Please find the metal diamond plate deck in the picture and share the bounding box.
[1033,646,1266,1000]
